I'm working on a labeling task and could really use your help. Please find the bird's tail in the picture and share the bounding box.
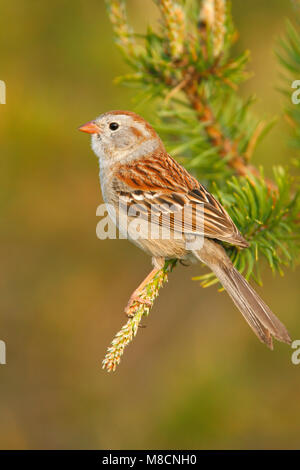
[194,249,291,349]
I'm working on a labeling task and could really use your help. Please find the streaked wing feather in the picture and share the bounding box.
[113,151,248,247]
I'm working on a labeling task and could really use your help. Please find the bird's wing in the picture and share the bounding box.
[112,150,248,247]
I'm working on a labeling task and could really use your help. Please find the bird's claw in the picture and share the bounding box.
[124,294,152,317]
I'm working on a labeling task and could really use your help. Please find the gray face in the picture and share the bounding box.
[90,113,151,161]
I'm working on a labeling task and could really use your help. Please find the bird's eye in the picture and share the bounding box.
[109,122,119,131]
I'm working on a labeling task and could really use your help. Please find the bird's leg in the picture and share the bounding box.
[124,267,161,316]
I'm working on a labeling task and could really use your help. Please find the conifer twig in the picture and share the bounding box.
[105,0,135,54]
[156,0,186,58]
[183,79,253,174]
[102,260,176,372]
[200,0,226,57]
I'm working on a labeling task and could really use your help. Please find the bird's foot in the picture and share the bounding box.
[125,294,152,317]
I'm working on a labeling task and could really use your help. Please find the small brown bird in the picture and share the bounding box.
[79,110,291,349]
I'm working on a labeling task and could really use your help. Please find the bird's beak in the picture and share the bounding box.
[78,121,100,134]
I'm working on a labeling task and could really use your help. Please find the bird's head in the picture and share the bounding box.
[79,110,162,164]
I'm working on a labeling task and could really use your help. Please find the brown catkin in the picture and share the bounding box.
[199,0,226,57]
[158,0,186,59]
[105,0,135,54]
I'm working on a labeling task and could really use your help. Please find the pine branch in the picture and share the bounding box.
[110,1,272,184]
[194,167,300,287]
[181,75,277,187]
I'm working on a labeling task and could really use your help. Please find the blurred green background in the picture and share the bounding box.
[0,0,300,450]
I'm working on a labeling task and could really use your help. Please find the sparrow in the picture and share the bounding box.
[79,110,291,349]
